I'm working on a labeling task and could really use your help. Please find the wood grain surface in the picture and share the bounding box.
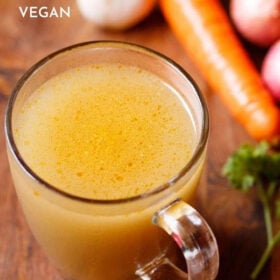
[0,1,279,279]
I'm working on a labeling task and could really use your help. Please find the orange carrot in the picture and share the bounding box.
[160,0,280,140]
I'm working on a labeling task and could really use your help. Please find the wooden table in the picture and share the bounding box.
[0,1,279,279]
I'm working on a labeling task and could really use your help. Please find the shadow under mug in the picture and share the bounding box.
[5,41,219,280]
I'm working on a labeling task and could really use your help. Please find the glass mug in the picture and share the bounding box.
[5,41,219,280]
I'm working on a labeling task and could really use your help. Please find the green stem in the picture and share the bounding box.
[251,183,280,279]
[257,184,273,243]
[267,182,276,200]
[250,231,280,279]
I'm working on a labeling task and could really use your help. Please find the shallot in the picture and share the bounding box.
[261,40,280,102]
[230,0,280,47]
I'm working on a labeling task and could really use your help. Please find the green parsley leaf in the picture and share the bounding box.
[222,141,280,279]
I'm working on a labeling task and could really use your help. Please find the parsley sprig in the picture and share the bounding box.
[222,141,280,279]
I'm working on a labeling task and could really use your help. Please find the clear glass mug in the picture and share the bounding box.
[5,41,219,280]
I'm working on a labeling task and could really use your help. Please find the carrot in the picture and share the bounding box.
[160,0,280,140]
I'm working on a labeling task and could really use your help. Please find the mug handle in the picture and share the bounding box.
[136,199,219,280]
